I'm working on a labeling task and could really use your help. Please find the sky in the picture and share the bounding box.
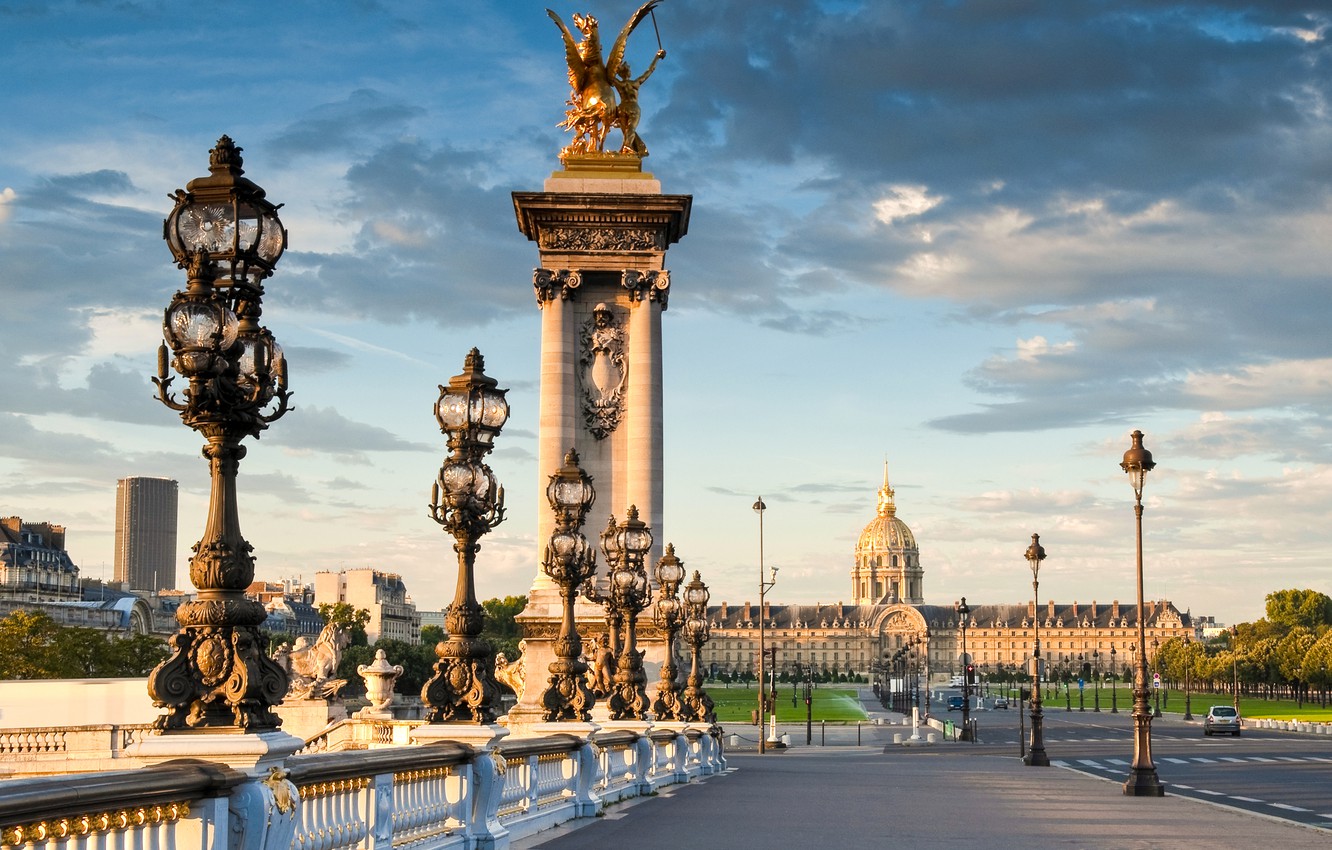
[2,1,1330,626]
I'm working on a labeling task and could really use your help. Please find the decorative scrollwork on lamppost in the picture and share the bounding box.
[679,570,716,723]
[601,506,653,720]
[422,348,509,724]
[651,544,686,720]
[539,449,598,722]
[147,136,291,732]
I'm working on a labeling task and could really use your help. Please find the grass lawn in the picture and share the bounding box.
[986,682,1332,722]
[703,684,869,724]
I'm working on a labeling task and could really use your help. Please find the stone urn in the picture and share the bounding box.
[357,648,404,717]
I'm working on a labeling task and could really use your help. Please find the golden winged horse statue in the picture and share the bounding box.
[548,1,665,157]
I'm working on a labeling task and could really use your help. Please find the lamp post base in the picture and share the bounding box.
[1122,768,1165,797]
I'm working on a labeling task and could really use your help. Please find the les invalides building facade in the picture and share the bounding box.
[699,470,1195,686]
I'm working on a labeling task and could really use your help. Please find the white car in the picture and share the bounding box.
[1203,705,1241,736]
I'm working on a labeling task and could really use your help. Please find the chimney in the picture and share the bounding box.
[1112,599,1120,620]
[1071,600,1079,619]
[1028,600,1036,620]
[720,601,729,619]
[1090,600,1098,622]
[1047,599,1056,618]
[743,602,752,623]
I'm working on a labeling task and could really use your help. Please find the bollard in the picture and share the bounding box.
[927,732,938,744]
[893,732,904,744]
[857,722,862,745]
[781,734,791,747]
[821,719,826,746]
[729,734,740,748]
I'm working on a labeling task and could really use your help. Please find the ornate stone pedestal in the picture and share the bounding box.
[128,728,303,775]
[511,158,690,723]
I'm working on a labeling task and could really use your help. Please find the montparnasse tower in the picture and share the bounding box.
[851,464,923,605]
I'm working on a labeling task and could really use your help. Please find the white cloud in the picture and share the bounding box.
[0,187,15,223]
[873,184,942,224]
[1015,336,1077,362]
[1182,358,1332,410]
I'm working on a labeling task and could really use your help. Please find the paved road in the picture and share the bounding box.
[518,691,1331,848]
[520,745,1330,849]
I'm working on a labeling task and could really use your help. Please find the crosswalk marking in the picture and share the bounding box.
[1107,758,1129,766]
[1231,795,1264,803]
[1197,789,1225,796]
[1270,803,1310,812]
[1191,757,1217,763]
[1220,757,1246,763]
[1161,757,1189,764]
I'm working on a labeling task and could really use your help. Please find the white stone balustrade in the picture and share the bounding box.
[0,725,727,850]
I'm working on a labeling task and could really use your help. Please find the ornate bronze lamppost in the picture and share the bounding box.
[1023,533,1049,766]
[148,136,291,732]
[679,570,716,723]
[422,349,510,723]
[1111,645,1119,713]
[956,597,972,741]
[538,449,598,722]
[652,544,686,720]
[1121,429,1164,796]
[597,507,653,720]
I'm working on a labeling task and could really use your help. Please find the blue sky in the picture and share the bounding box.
[2,1,1330,624]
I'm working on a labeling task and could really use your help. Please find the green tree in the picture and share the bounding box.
[318,602,371,646]
[0,611,169,679]
[1265,589,1332,632]
[420,624,445,647]
[480,595,527,660]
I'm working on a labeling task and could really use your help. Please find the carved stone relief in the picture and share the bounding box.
[579,303,627,439]
[622,269,670,308]
[533,268,582,305]
[540,227,661,253]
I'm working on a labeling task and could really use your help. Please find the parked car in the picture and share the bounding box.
[1203,704,1241,736]
[947,696,965,711]
[993,696,1009,709]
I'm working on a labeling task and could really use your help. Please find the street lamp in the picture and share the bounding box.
[1183,635,1194,721]
[423,348,510,723]
[602,506,654,720]
[1152,637,1162,717]
[956,597,972,741]
[680,570,716,722]
[1078,653,1086,712]
[652,544,687,720]
[538,449,598,722]
[148,136,291,732]
[1230,624,1241,713]
[753,497,776,753]
[1024,533,1049,766]
[1110,646,1119,713]
[1121,429,1164,797]
[1093,649,1101,712]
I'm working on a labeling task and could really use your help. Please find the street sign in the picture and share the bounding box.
[1078,678,1085,690]
[1152,672,1161,689]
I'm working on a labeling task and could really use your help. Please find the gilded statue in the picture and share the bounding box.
[548,1,666,158]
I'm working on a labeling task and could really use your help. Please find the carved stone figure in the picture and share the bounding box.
[280,623,351,700]
[548,1,665,157]
[494,640,528,702]
[579,304,627,439]
[589,631,617,698]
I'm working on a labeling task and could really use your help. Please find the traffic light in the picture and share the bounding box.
[966,663,975,684]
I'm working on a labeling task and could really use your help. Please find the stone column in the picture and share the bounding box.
[533,269,581,595]
[624,269,667,568]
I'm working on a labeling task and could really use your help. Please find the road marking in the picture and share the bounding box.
[1317,813,1332,820]
[1309,757,1332,763]
[1270,803,1310,812]
[1173,783,1194,789]
[1162,757,1189,764]
[1220,757,1246,763]
[1077,759,1103,767]
[1107,759,1130,766]
[1249,756,1277,762]
[1276,757,1305,762]
[1230,796,1264,803]
[1051,760,1071,767]
[1191,757,1217,763]
[1197,789,1225,796]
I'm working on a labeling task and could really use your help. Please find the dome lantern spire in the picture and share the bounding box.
[877,460,896,517]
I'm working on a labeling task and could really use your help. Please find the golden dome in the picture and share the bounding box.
[856,471,917,553]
